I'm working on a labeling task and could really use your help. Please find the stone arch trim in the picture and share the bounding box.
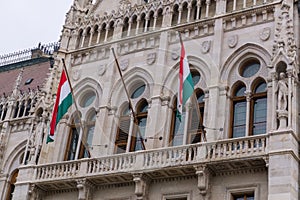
[162,55,210,97]
[2,140,27,174]
[73,77,103,109]
[221,43,271,87]
[109,67,154,110]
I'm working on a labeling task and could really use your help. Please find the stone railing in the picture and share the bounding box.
[0,42,59,67]
[33,134,268,182]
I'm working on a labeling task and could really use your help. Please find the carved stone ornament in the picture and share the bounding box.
[119,0,131,13]
[146,53,156,65]
[120,59,129,71]
[171,48,179,60]
[201,40,211,54]
[228,35,238,48]
[98,64,107,76]
[260,27,271,41]
[72,68,81,81]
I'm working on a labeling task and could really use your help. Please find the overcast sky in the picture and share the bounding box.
[0,0,73,55]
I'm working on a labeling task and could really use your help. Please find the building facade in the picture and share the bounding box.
[1,0,300,199]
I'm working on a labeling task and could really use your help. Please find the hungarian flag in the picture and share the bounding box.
[177,40,194,121]
[47,70,73,143]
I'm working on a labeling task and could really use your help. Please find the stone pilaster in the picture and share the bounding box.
[268,130,299,200]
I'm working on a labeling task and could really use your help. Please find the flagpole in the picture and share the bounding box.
[111,48,146,151]
[61,58,91,158]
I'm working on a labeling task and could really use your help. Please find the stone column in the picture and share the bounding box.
[245,90,251,136]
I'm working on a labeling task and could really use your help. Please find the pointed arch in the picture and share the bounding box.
[221,43,271,86]
[110,67,154,111]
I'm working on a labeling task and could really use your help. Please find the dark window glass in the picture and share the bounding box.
[241,61,260,78]
[81,91,96,107]
[131,85,146,99]
[235,86,246,96]
[192,71,201,85]
[233,101,246,138]
[233,193,254,200]
[66,128,79,160]
[255,82,267,93]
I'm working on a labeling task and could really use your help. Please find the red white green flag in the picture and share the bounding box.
[47,70,73,143]
[177,40,194,121]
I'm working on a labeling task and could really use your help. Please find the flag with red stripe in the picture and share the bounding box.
[47,70,73,143]
[177,40,194,121]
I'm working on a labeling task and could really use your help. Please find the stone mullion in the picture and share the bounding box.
[88,30,94,46]
[205,0,210,18]
[126,114,134,152]
[177,6,182,24]
[245,90,251,136]
[96,27,101,44]
[127,20,132,37]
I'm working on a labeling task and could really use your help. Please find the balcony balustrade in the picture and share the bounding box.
[32,134,268,183]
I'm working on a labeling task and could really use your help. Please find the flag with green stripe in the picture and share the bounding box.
[47,70,73,143]
[177,40,194,121]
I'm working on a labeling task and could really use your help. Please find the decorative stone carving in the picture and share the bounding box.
[227,35,238,48]
[133,173,150,200]
[76,178,93,200]
[72,68,82,81]
[171,48,179,60]
[272,3,297,60]
[259,27,271,41]
[146,53,156,65]
[98,64,107,76]
[195,165,210,196]
[120,59,129,71]
[201,40,211,54]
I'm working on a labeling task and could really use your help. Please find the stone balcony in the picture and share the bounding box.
[26,134,268,191]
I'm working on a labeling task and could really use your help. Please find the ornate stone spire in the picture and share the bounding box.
[272,2,297,62]
[12,68,24,97]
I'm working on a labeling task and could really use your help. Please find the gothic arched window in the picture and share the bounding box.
[250,81,267,135]
[132,99,148,151]
[230,84,247,138]
[188,89,205,144]
[115,104,130,154]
